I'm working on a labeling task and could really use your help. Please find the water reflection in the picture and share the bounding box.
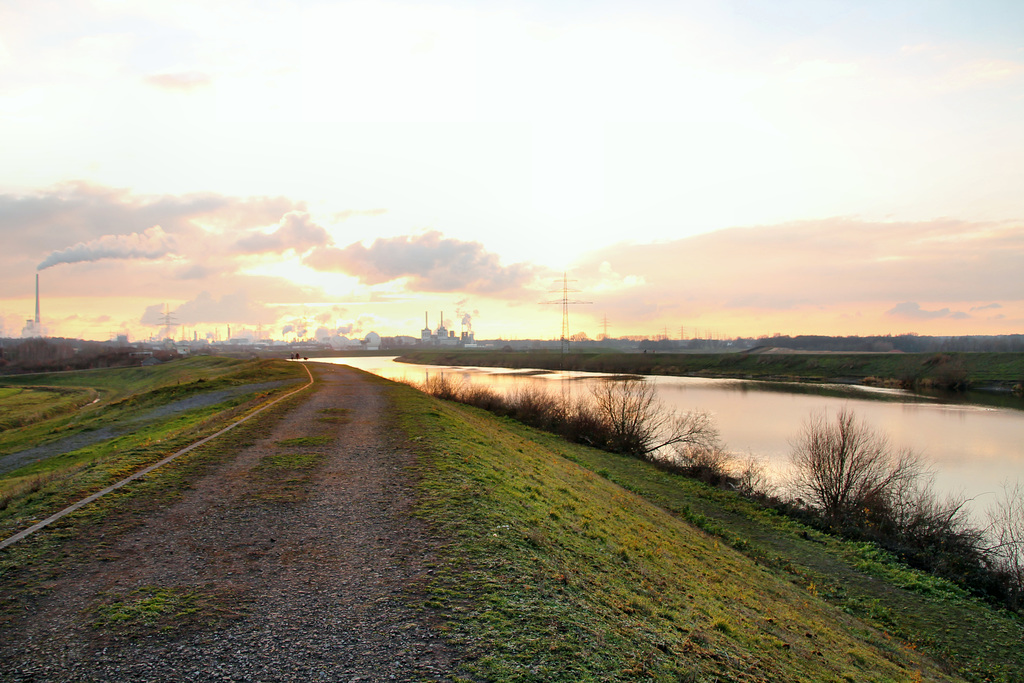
[325,356,1024,523]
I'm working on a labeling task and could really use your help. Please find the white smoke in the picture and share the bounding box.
[455,300,479,332]
[38,226,175,270]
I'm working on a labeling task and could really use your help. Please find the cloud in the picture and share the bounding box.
[141,291,273,326]
[144,71,213,92]
[234,211,331,254]
[885,302,969,320]
[577,218,1024,310]
[332,208,387,221]
[0,182,302,258]
[566,217,1024,334]
[38,225,176,270]
[970,303,1002,312]
[304,230,537,294]
[174,263,217,280]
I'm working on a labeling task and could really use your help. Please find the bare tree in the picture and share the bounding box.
[789,408,924,520]
[987,480,1024,608]
[589,378,718,457]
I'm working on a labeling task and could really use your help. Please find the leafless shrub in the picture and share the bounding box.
[557,396,605,446]
[458,384,503,412]
[735,454,772,497]
[420,374,462,401]
[789,407,925,521]
[507,385,563,429]
[987,480,1024,608]
[653,443,733,485]
[589,378,718,457]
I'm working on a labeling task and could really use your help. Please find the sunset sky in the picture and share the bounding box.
[1,0,1022,342]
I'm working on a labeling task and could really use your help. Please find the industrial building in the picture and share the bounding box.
[420,311,475,347]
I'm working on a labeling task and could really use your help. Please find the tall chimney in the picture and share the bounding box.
[35,274,40,325]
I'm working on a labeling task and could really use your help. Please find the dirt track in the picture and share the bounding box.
[0,363,459,682]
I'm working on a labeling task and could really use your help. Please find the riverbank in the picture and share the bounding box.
[397,349,1024,394]
[3,360,1022,680]
[396,376,1024,681]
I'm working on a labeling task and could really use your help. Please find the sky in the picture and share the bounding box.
[1,0,1022,342]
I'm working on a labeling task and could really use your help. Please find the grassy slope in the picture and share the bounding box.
[388,380,1023,682]
[0,358,306,540]
[0,356,259,457]
[397,350,1024,387]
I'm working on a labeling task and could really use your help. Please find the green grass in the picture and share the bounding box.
[0,386,98,430]
[275,436,333,447]
[254,452,325,471]
[0,356,247,398]
[317,407,352,423]
[0,357,302,459]
[90,584,246,633]
[387,380,1023,682]
[0,358,307,538]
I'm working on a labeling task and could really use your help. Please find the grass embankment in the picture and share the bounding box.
[0,357,307,540]
[390,381,1023,682]
[397,350,1024,390]
[0,360,317,630]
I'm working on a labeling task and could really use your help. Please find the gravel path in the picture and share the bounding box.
[0,364,460,682]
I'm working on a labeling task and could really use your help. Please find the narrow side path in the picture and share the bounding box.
[0,378,301,476]
[0,363,458,682]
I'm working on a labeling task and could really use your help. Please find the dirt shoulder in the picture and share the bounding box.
[0,363,460,682]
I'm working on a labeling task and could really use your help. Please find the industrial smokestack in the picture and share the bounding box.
[35,274,40,325]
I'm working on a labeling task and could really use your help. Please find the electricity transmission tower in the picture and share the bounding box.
[159,304,177,341]
[541,273,591,359]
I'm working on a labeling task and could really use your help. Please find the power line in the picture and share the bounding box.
[540,272,591,359]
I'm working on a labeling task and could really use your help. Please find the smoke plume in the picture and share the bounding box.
[38,226,175,270]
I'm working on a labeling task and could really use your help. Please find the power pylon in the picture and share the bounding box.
[159,304,177,340]
[541,273,591,361]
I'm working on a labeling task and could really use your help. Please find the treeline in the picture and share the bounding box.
[0,337,177,374]
[749,333,1024,353]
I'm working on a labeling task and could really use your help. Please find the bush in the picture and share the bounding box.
[987,480,1024,610]
[588,378,718,457]
[789,408,924,522]
[653,444,734,486]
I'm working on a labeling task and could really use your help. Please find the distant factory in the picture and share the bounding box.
[420,311,476,347]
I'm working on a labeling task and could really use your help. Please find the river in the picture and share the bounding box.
[325,356,1024,522]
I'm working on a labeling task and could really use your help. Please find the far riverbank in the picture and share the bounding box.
[396,349,1024,404]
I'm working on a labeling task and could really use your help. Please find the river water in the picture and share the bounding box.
[326,356,1024,521]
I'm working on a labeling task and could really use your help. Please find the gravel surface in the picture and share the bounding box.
[0,364,461,682]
